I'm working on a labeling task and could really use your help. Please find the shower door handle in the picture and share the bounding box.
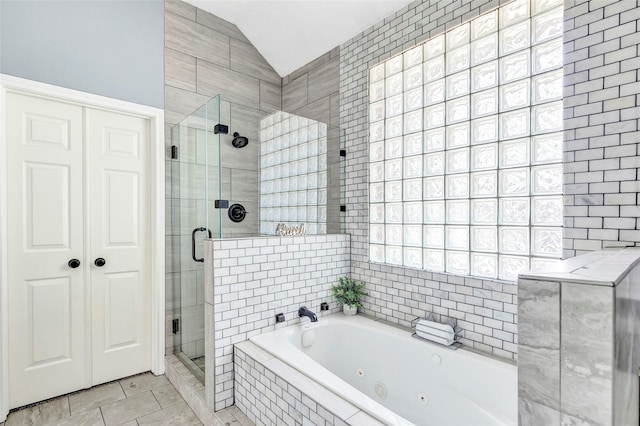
[191,227,212,263]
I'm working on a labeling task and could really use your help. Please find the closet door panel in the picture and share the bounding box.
[104,170,139,246]
[86,108,151,385]
[6,92,87,408]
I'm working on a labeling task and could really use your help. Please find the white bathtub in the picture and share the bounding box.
[250,314,517,426]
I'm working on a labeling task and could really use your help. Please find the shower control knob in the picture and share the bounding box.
[94,258,106,267]
[68,259,81,269]
[228,204,247,223]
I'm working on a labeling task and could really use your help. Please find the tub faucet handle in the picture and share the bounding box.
[298,306,318,322]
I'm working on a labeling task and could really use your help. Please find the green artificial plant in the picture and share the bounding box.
[331,277,367,307]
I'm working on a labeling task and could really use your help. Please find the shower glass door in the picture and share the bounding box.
[169,95,221,384]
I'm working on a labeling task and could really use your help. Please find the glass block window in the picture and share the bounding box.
[368,0,563,281]
[260,111,328,235]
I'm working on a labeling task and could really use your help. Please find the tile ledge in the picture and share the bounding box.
[520,248,640,287]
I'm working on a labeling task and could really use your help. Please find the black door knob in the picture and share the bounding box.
[94,258,106,267]
[68,259,80,269]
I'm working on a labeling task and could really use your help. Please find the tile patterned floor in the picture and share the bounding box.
[0,372,253,426]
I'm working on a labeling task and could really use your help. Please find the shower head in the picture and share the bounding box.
[232,132,249,148]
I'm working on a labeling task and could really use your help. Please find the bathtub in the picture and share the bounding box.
[250,314,517,426]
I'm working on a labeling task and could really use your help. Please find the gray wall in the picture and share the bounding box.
[0,0,164,109]
[282,49,340,128]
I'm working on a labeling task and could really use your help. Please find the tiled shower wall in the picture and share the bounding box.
[562,1,640,257]
[205,234,350,410]
[164,1,281,126]
[164,0,281,354]
[282,48,344,234]
[339,0,521,360]
[282,48,340,128]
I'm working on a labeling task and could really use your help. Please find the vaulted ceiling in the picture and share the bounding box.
[183,0,414,77]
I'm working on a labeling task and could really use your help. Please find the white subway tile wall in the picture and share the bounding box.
[338,0,640,360]
[368,0,564,281]
[259,111,329,235]
[563,1,640,256]
[209,234,350,409]
[341,0,530,360]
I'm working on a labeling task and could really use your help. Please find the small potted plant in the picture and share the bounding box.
[331,276,367,316]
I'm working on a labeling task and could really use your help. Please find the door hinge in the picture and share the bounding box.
[214,124,229,134]
[172,318,180,334]
[215,199,229,209]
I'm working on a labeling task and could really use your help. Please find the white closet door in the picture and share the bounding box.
[6,93,87,408]
[86,108,151,385]
[6,93,153,408]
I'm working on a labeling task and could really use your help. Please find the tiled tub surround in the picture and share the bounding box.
[235,341,383,426]
[340,0,540,361]
[204,234,351,410]
[518,248,640,425]
[333,0,640,368]
[354,267,519,360]
[243,314,516,425]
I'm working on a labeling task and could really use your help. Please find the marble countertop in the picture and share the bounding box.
[519,247,640,286]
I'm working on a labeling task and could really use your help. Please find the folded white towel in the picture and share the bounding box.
[416,322,455,340]
[416,318,455,336]
[418,318,453,332]
[416,330,455,346]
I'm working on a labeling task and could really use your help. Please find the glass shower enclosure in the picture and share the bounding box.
[168,94,344,391]
[168,96,221,383]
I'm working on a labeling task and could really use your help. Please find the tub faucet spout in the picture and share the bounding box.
[298,306,318,322]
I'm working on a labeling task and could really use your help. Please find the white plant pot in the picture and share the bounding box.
[343,304,358,316]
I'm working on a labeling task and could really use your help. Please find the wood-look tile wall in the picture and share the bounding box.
[282,48,340,127]
[164,0,281,126]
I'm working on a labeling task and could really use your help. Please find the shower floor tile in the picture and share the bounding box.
[192,356,205,372]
